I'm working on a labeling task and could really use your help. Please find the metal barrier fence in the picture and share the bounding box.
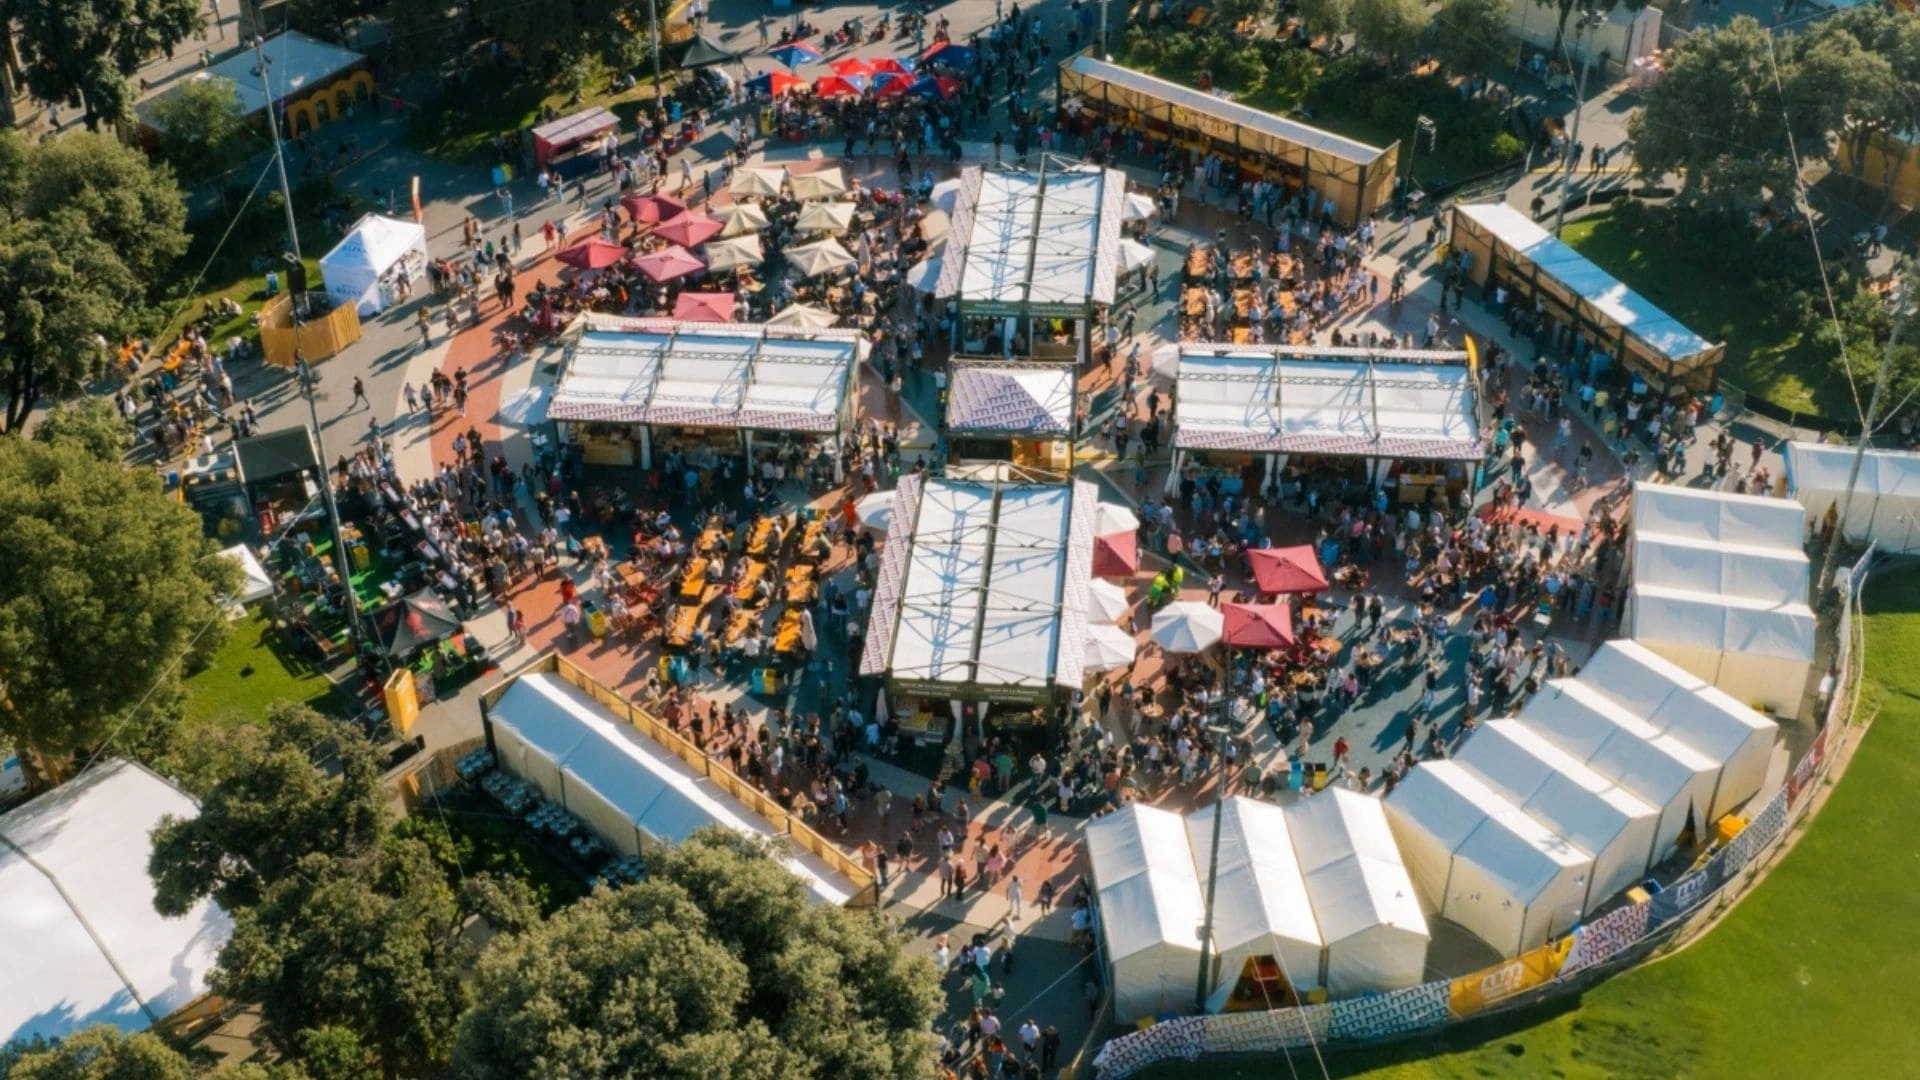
[1089,550,1876,1078]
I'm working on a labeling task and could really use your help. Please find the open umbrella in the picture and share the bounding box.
[704,234,765,271]
[830,57,877,78]
[769,41,821,68]
[372,590,463,657]
[1085,578,1132,623]
[674,291,736,323]
[729,168,785,198]
[1123,192,1160,222]
[795,201,857,234]
[1150,343,1182,379]
[1119,238,1156,273]
[786,237,856,277]
[874,71,914,97]
[1247,545,1329,595]
[920,208,951,243]
[633,245,706,283]
[678,33,737,68]
[623,192,686,225]
[1085,624,1138,672]
[929,177,964,212]
[654,211,724,247]
[856,490,895,531]
[1092,531,1138,577]
[814,75,864,98]
[909,75,959,100]
[767,303,839,329]
[870,57,915,75]
[745,70,805,96]
[788,167,848,200]
[1221,602,1295,649]
[920,41,976,68]
[555,237,627,270]
[1151,601,1224,654]
[907,252,944,293]
[1095,502,1140,536]
[715,202,770,237]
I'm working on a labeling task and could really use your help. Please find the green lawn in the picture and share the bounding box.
[1145,563,1920,1080]
[180,610,344,729]
[1561,212,1834,419]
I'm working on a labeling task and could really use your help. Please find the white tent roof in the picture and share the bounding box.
[1087,804,1204,1022]
[1631,482,1806,550]
[218,543,274,604]
[1285,789,1430,995]
[1174,345,1482,460]
[487,674,859,904]
[1187,798,1323,996]
[944,362,1076,437]
[938,162,1124,313]
[142,30,363,122]
[1454,720,1662,910]
[1627,583,1816,664]
[0,760,232,1043]
[1633,530,1809,605]
[320,213,426,276]
[1786,440,1920,552]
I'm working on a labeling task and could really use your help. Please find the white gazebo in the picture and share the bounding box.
[319,213,429,316]
[1086,803,1206,1026]
[1786,440,1920,553]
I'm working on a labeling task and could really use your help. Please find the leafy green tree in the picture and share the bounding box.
[1295,0,1352,36]
[1351,0,1431,61]
[150,77,249,172]
[6,0,205,129]
[1825,8,1920,210]
[0,438,235,783]
[149,703,387,916]
[293,1024,380,1080]
[1432,0,1510,74]
[0,1026,195,1080]
[31,396,132,463]
[16,133,193,288]
[1531,0,1643,66]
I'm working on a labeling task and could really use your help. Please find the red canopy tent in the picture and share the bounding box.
[869,57,912,75]
[634,245,706,283]
[622,192,688,225]
[814,76,863,99]
[653,212,724,247]
[554,238,628,270]
[1248,545,1328,594]
[1221,602,1295,649]
[1092,531,1138,578]
[674,291,736,322]
[828,58,876,78]
[532,106,618,167]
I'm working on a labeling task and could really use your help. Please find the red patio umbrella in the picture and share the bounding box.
[634,245,706,282]
[1247,544,1329,595]
[555,237,628,270]
[874,73,912,97]
[814,76,863,99]
[674,291,736,322]
[869,57,912,75]
[829,57,876,78]
[653,211,724,247]
[1221,602,1295,649]
[1091,531,1138,578]
[622,192,687,225]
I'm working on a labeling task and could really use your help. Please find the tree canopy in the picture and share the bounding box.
[0,437,235,780]
[1432,0,1510,75]
[150,77,249,172]
[452,829,942,1080]
[7,0,205,129]
[32,397,132,462]
[1350,0,1430,61]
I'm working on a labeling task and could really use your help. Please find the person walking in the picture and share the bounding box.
[1037,877,1055,918]
[1006,874,1024,922]
[417,306,433,347]
[349,376,369,411]
[403,382,419,415]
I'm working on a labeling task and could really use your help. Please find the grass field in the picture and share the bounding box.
[1145,562,1920,1080]
[180,610,344,729]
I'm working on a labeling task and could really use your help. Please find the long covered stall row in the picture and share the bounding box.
[1171,343,1484,504]
[547,315,864,489]
[1446,203,1723,393]
[1057,55,1399,226]
[1786,440,1920,554]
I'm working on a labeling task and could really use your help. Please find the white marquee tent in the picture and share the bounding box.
[319,213,429,316]
[486,673,859,904]
[1187,797,1323,1009]
[1632,532,1810,603]
[1625,584,1815,716]
[934,162,1125,316]
[1519,679,1722,858]
[1574,641,1778,818]
[1384,761,1593,959]
[218,543,275,604]
[1285,789,1430,996]
[1786,440,1920,553]
[1087,803,1206,1025]
[1453,720,1661,910]
[1632,481,1806,546]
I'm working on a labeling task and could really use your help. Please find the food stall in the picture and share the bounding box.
[943,360,1077,469]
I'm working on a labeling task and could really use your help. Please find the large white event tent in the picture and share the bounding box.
[1518,679,1722,858]
[1574,641,1778,819]
[319,213,429,315]
[484,673,860,905]
[1087,803,1206,1025]
[1453,719,1661,910]
[932,160,1125,316]
[1187,797,1323,1009]
[1786,440,1920,553]
[1627,483,1815,715]
[1285,789,1431,996]
[0,760,232,1043]
[1384,761,1593,959]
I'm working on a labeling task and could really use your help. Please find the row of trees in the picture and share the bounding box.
[5,0,206,130]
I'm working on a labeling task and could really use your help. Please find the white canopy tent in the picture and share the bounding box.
[1786,440,1920,553]
[319,213,428,316]
[1187,797,1324,1009]
[1573,641,1778,818]
[1519,679,1723,857]
[1632,531,1810,602]
[1285,789,1430,996]
[1453,720,1662,910]
[486,673,860,904]
[1087,804,1206,1025]
[1625,583,1815,716]
[935,161,1125,316]
[1632,482,1807,547]
[218,543,275,604]
[1383,761,1593,959]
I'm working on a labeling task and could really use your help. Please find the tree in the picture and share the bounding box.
[7,0,205,129]
[1825,8,1920,211]
[0,1026,195,1080]
[1432,0,1510,75]
[150,77,248,172]
[1532,0,1643,67]
[31,395,132,463]
[149,703,388,916]
[1351,0,1431,61]
[0,438,235,782]
[15,134,193,289]
[1295,0,1352,36]
[453,829,942,1080]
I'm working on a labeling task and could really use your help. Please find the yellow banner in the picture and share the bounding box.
[1448,937,1571,1018]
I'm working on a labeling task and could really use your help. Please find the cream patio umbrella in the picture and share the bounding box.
[855,490,895,532]
[929,177,964,212]
[789,167,848,201]
[786,237,856,277]
[729,167,784,198]
[715,202,770,237]
[1151,601,1224,655]
[767,303,839,329]
[1123,192,1159,222]
[1085,578,1133,623]
[1085,624,1138,673]
[704,234,765,272]
[1119,238,1156,273]
[1095,502,1141,536]
[795,201,857,234]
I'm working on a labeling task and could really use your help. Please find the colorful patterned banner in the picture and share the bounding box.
[1328,981,1451,1042]
[1557,901,1653,979]
[1788,725,1831,807]
[1448,937,1572,1019]
[1646,858,1728,933]
[1203,1005,1332,1053]
[1090,1015,1205,1080]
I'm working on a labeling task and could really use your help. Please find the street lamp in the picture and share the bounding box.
[1193,712,1237,1013]
[1402,115,1437,220]
[1551,11,1607,238]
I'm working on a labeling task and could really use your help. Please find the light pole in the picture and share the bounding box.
[1551,11,1605,238]
[1193,707,1236,1013]
[1402,114,1436,220]
[648,0,665,111]
[1817,280,1907,590]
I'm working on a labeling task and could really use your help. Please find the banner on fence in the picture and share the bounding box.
[1788,725,1831,807]
[1448,937,1571,1018]
[1328,981,1451,1041]
[1090,1015,1205,1080]
[1204,1004,1332,1053]
[1646,854,1731,932]
[1557,899,1652,979]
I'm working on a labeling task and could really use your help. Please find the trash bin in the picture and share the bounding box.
[586,600,607,638]
[667,100,682,123]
